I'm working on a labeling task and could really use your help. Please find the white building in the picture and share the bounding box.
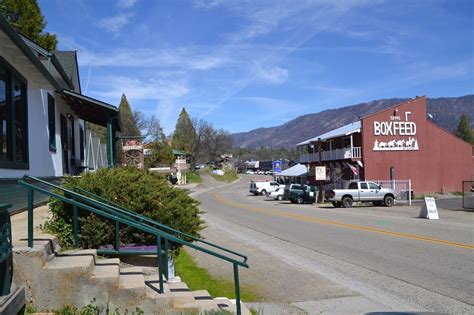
[0,15,120,180]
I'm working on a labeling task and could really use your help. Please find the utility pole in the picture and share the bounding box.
[318,137,324,203]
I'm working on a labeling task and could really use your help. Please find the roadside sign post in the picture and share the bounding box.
[419,197,439,219]
[273,160,282,173]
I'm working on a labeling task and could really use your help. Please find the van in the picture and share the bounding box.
[249,180,281,195]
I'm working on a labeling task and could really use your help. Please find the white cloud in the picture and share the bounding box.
[118,0,137,9]
[91,76,189,102]
[97,13,133,34]
[79,47,227,70]
[253,62,288,84]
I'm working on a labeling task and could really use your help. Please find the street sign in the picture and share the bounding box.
[273,160,282,173]
[315,166,326,181]
[419,197,439,219]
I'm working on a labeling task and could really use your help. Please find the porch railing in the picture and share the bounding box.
[300,146,362,163]
[0,204,12,296]
[17,175,249,315]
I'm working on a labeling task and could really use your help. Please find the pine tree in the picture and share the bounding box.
[172,107,196,154]
[0,0,57,51]
[118,94,141,137]
[454,114,474,145]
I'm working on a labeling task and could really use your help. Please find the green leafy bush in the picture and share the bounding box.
[43,167,204,249]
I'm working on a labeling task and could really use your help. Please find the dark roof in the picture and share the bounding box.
[172,149,190,156]
[0,15,62,90]
[54,51,76,81]
[61,89,121,131]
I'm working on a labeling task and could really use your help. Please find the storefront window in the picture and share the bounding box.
[14,80,27,162]
[0,57,28,169]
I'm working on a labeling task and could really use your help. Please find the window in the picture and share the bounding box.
[360,183,368,190]
[48,94,56,151]
[0,58,28,169]
[348,182,358,189]
[369,183,380,190]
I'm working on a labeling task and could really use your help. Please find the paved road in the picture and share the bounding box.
[190,174,474,314]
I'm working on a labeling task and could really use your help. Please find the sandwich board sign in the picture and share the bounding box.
[315,166,326,181]
[419,197,439,219]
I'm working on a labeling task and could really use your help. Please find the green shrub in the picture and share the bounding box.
[43,167,204,249]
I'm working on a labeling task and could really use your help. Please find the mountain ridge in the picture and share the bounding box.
[232,95,474,148]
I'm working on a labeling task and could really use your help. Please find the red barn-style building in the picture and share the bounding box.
[297,96,473,194]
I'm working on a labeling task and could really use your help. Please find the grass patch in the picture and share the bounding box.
[174,249,261,302]
[208,168,239,183]
[187,172,202,183]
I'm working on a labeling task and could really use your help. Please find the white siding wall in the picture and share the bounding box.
[0,87,86,178]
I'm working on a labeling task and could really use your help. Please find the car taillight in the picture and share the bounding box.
[327,190,335,198]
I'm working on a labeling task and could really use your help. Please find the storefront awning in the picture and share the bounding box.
[297,121,361,146]
[276,163,307,177]
[60,89,121,131]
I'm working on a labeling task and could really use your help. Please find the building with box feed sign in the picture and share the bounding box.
[297,96,473,194]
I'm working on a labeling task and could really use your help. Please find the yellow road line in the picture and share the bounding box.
[212,192,474,250]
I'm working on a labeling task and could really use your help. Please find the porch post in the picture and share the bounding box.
[350,134,354,157]
[106,116,114,168]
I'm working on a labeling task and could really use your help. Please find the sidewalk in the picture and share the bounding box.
[11,205,51,247]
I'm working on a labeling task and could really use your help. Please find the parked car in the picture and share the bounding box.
[249,180,281,195]
[325,181,396,208]
[245,170,255,175]
[284,184,317,204]
[267,187,284,201]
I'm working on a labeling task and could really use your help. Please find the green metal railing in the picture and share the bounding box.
[18,175,248,315]
[0,203,13,296]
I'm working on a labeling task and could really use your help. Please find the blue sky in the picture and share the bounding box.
[40,0,473,134]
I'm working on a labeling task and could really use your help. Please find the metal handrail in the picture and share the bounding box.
[73,186,248,261]
[18,175,247,315]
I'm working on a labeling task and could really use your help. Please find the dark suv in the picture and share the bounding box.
[284,184,317,204]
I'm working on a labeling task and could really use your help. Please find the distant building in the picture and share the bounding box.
[297,97,473,193]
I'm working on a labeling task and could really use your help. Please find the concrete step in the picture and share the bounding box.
[61,249,97,262]
[43,254,94,274]
[13,236,59,263]
[119,267,146,295]
[229,298,251,315]
[144,273,170,296]
[214,297,235,313]
[92,258,120,285]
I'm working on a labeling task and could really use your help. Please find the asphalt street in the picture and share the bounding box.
[189,174,474,314]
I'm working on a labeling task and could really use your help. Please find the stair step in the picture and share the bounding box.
[144,273,170,295]
[61,249,97,262]
[191,290,213,300]
[119,267,145,293]
[43,254,94,273]
[92,258,120,284]
[229,299,251,315]
[214,297,235,312]
[168,281,190,292]
[176,299,219,313]
[13,236,59,262]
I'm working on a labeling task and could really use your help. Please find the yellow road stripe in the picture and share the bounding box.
[212,192,474,250]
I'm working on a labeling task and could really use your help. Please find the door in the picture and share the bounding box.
[358,182,371,201]
[60,115,70,175]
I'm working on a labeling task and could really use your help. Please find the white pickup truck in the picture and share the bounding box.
[325,181,396,208]
[249,180,281,195]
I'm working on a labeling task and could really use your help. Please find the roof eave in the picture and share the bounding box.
[0,16,62,91]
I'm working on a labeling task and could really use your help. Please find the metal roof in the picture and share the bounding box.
[275,163,307,177]
[297,121,361,146]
